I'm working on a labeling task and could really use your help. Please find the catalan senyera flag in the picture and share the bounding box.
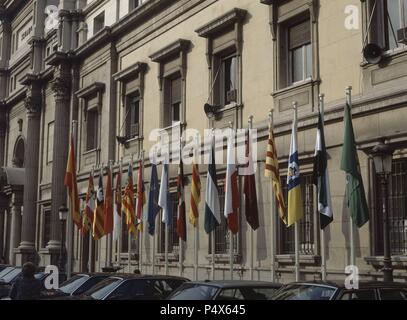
[176,156,187,241]
[224,131,239,234]
[93,170,105,240]
[265,118,287,224]
[136,160,146,232]
[123,162,136,234]
[103,167,113,235]
[189,163,201,227]
[113,167,122,241]
[64,135,81,229]
[82,173,95,235]
[287,109,304,226]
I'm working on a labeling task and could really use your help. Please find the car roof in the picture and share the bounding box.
[283,280,407,289]
[183,280,282,289]
[106,274,190,281]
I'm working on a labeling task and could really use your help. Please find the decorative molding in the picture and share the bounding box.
[112,62,148,82]
[75,82,105,99]
[149,39,191,63]
[44,51,69,67]
[24,96,41,115]
[195,8,247,38]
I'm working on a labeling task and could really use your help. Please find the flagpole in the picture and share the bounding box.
[269,110,277,282]
[228,121,234,281]
[89,166,95,272]
[67,120,77,279]
[194,133,200,281]
[346,86,356,267]
[139,151,144,273]
[211,128,216,281]
[107,161,113,267]
[248,116,255,280]
[178,137,184,277]
[128,155,133,272]
[165,222,169,275]
[293,102,300,282]
[152,151,156,275]
[118,159,123,270]
[319,94,327,281]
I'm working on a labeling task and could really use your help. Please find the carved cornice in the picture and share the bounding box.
[195,8,247,38]
[75,82,105,99]
[51,77,71,99]
[113,62,148,82]
[149,39,191,63]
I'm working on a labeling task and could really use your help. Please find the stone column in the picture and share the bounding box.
[47,74,71,260]
[9,194,22,265]
[17,88,41,264]
[0,111,6,257]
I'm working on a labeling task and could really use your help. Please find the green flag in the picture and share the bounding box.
[340,103,369,228]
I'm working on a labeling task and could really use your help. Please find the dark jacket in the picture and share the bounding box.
[9,277,42,300]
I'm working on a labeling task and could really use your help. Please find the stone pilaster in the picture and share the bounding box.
[9,193,22,265]
[17,86,42,264]
[47,73,71,255]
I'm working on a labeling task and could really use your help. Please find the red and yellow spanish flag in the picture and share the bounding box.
[123,162,136,234]
[188,163,201,227]
[93,170,105,240]
[104,167,114,235]
[136,160,146,232]
[64,135,81,230]
[265,117,287,224]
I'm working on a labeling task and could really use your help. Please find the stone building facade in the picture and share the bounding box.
[0,0,406,283]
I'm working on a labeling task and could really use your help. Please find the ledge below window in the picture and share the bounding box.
[276,254,321,266]
[365,256,407,270]
[205,254,242,264]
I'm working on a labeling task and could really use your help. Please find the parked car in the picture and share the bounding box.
[0,265,11,273]
[0,267,22,299]
[41,273,111,299]
[54,274,189,300]
[168,281,282,300]
[0,266,15,279]
[272,281,407,300]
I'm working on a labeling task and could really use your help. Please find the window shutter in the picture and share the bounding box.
[289,20,311,49]
[171,77,181,104]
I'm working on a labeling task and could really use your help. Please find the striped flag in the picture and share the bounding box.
[287,110,304,226]
[136,160,146,231]
[176,156,187,241]
[189,163,201,227]
[147,162,160,235]
[224,131,239,234]
[93,171,105,240]
[113,167,122,241]
[204,136,220,234]
[123,163,136,234]
[159,163,172,225]
[265,119,287,223]
[243,129,259,230]
[103,166,114,235]
[82,173,95,235]
[313,113,333,229]
[64,135,81,229]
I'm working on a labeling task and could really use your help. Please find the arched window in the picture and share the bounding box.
[12,136,25,168]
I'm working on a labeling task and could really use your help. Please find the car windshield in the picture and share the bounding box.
[0,267,14,279]
[272,284,336,300]
[1,268,22,284]
[83,278,121,300]
[169,284,219,300]
[58,275,89,294]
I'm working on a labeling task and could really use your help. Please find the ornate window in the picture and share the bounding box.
[196,8,246,127]
[373,158,407,256]
[279,173,315,255]
[150,39,190,130]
